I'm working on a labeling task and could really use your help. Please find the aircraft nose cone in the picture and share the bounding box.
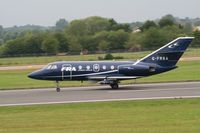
[28,71,41,79]
[28,72,37,79]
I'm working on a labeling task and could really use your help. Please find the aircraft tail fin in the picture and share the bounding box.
[134,37,194,67]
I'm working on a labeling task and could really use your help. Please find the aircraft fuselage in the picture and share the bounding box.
[28,37,194,91]
[29,61,174,81]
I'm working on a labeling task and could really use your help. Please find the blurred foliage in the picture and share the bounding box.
[55,18,68,31]
[0,15,199,57]
[140,20,157,31]
[98,53,124,60]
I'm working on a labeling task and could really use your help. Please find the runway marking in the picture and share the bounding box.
[108,87,200,93]
[1,95,200,107]
[0,82,200,107]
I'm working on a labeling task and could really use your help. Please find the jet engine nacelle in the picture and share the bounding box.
[118,64,153,76]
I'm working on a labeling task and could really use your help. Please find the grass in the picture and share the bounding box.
[135,60,200,83]
[0,48,199,66]
[0,52,148,66]
[0,60,199,90]
[0,99,200,133]
[0,69,90,90]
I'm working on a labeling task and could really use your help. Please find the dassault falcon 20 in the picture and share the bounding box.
[28,37,194,92]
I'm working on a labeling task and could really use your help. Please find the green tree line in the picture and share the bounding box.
[0,15,200,56]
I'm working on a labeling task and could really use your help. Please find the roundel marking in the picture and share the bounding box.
[93,64,100,72]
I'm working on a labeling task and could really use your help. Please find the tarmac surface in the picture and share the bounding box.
[0,82,200,107]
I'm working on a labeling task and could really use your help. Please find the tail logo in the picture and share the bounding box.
[168,42,179,48]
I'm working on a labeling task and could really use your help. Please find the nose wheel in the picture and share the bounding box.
[56,81,60,92]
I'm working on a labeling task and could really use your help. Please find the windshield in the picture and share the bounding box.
[42,64,58,70]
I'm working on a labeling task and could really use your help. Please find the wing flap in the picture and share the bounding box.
[88,76,141,80]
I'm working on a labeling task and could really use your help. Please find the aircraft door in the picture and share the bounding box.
[61,64,72,80]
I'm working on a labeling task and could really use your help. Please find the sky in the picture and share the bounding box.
[0,0,200,27]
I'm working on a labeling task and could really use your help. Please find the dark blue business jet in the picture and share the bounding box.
[28,37,194,92]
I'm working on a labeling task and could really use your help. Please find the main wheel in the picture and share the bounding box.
[56,87,60,92]
[110,83,119,89]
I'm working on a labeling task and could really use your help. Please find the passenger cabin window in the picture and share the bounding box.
[110,65,115,70]
[102,65,106,70]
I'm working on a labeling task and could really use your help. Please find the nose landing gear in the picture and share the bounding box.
[56,81,60,92]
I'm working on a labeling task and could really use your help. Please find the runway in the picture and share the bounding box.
[0,82,200,106]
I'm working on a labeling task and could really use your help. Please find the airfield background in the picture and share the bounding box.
[0,14,200,58]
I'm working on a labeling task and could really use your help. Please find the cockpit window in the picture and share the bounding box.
[46,65,52,69]
[51,65,58,69]
[43,64,58,70]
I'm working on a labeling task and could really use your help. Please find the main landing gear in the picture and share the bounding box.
[110,83,119,89]
[56,81,60,92]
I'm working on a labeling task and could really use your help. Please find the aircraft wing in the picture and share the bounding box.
[88,75,141,85]
[88,76,140,80]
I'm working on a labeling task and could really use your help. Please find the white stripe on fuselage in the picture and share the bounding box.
[44,70,118,78]
[88,76,142,80]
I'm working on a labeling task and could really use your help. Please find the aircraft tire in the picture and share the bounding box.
[56,87,60,92]
[110,83,119,89]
